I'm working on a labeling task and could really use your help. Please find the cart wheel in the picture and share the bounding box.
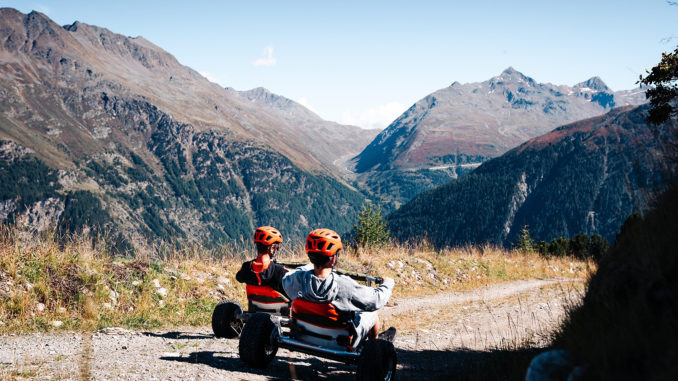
[356,339,397,381]
[239,312,278,368]
[212,300,243,338]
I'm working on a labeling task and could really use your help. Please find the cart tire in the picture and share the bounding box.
[212,300,243,338]
[356,339,397,381]
[239,312,278,368]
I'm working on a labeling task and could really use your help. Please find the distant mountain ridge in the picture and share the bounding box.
[354,67,646,173]
[351,67,646,206]
[387,104,677,247]
[228,86,380,173]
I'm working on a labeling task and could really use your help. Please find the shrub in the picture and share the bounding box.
[353,203,390,249]
[548,237,570,257]
[569,234,590,258]
[587,234,609,260]
[515,225,534,252]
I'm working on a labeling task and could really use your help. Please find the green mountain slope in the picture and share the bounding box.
[388,105,678,247]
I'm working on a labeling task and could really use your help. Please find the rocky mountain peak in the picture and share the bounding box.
[487,67,537,89]
[241,87,294,107]
[499,67,533,82]
[243,87,274,99]
[21,9,66,40]
[575,76,610,92]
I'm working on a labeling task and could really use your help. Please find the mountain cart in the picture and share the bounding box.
[211,262,307,338]
[238,274,397,381]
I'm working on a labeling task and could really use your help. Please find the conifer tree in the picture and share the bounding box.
[353,202,390,249]
[516,225,534,252]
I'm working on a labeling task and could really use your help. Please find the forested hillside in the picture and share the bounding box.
[388,104,678,247]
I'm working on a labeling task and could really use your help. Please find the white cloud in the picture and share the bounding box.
[296,96,319,115]
[341,102,407,129]
[253,46,277,67]
[199,71,228,87]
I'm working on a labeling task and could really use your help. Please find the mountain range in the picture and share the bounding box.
[0,7,671,253]
[387,104,678,247]
[351,67,646,205]
[0,9,376,251]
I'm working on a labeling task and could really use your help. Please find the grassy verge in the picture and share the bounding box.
[0,228,592,334]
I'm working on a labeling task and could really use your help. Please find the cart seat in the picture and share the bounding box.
[291,298,355,351]
[246,284,289,314]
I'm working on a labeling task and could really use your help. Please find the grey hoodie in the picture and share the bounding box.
[282,264,394,313]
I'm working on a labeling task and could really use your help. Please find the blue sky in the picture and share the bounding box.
[4,1,677,128]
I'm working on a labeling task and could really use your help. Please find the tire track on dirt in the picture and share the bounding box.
[383,278,583,319]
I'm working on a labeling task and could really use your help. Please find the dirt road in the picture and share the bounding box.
[0,279,583,380]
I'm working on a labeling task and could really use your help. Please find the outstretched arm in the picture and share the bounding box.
[346,277,395,312]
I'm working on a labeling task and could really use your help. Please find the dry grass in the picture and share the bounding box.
[340,243,592,298]
[0,227,593,334]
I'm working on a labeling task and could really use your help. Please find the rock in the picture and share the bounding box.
[415,258,434,270]
[216,276,230,285]
[36,303,45,312]
[51,320,63,328]
[132,280,141,286]
[525,350,575,381]
[103,302,113,310]
[156,287,168,298]
[387,260,405,270]
[57,307,66,314]
[152,279,161,288]
[180,274,191,281]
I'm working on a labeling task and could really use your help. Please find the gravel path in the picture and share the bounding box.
[0,279,584,380]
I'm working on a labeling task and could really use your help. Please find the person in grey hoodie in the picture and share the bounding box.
[282,228,395,343]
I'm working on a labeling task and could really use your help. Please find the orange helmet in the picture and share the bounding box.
[306,229,343,257]
[253,226,283,245]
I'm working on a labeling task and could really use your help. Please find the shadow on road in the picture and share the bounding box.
[142,331,213,340]
[396,347,540,381]
[160,346,540,380]
[161,350,356,380]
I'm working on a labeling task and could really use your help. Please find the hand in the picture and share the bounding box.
[380,277,393,285]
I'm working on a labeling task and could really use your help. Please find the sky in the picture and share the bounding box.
[4,1,678,129]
